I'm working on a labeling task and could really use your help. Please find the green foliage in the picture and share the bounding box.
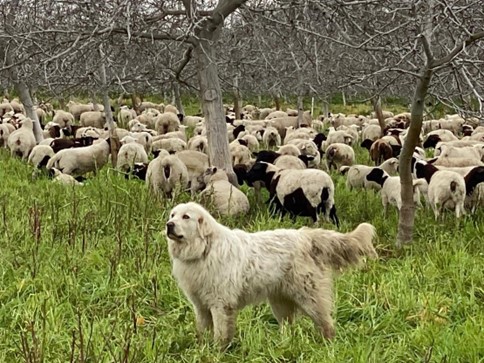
[0,146,482,362]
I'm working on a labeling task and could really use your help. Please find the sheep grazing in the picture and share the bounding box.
[146,154,188,198]
[116,137,149,173]
[340,157,399,190]
[230,143,252,166]
[7,118,36,160]
[325,143,355,171]
[361,124,381,143]
[274,155,308,170]
[52,110,75,127]
[67,101,96,121]
[262,126,281,148]
[79,111,106,129]
[369,138,394,165]
[152,138,187,155]
[277,144,301,157]
[46,139,111,176]
[175,150,210,193]
[240,134,260,151]
[365,168,422,213]
[245,162,339,226]
[414,162,466,219]
[464,166,484,212]
[324,129,353,148]
[198,167,250,216]
[49,168,83,186]
[155,112,180,134]
[423,130,458,149]
[50,137,95,153]
[187,135,208,154]
[0,124,11,147]
[28,145,55,168]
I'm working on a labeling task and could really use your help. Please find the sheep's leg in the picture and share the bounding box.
[432,202,440,220]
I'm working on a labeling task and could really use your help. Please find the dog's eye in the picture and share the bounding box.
[182,214,190,220]
[170,213,174,218]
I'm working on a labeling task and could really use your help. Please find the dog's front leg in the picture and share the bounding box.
[210,305,237,350]
[194,304,213,340]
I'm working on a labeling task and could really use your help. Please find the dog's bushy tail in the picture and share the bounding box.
[306,223,378,271]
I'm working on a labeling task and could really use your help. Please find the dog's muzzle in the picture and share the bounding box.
[166,222,183,240]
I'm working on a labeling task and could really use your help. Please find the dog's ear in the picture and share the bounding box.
[197,216,213,240]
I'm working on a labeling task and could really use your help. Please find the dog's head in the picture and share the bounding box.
[165,202,216,261]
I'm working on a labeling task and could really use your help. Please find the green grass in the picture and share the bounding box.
[0,145,483,362]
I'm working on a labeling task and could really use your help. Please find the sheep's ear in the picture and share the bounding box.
[212,167,217,174]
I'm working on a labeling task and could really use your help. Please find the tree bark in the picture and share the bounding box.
[195,36,236,184]
[297,94,304,128]
[373,96,386,137]
[16,82,44,143]
[396,67,433,247]
[233,73,241,120]
[173,82,184,116]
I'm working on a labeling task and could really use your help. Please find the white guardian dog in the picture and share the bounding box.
[165,202,378,349]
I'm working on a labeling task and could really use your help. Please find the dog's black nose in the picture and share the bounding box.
[166,222,175,233]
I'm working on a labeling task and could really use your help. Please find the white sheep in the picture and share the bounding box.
[146,154,188,198]
[0,124,10,147]
[187,135,208,154]
[176,150,210,193]
[152,138,187,155]
[46,139,111,176]
[50,168,83,186]
[240,134,260,151]
[79,111,105,128]
[323,129,353,149]
[365,168,422,213]
[277,144,301,157]
[28,145,55,168]
[7,118,36,160]
[341,158,399,190]
[325,143,355,171]
[230,143,252,166]
[199,167,250,216]
[361,124,382,142]
[117,138,149,172]
[428,170,466,219]
[155,112,180,134]
[52,110,75,127]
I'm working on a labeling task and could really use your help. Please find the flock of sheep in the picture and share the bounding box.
[1,96,484,222]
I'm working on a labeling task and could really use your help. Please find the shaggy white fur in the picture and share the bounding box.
[165,202,377,349]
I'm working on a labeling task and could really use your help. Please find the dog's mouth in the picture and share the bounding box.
[166,224,184,241]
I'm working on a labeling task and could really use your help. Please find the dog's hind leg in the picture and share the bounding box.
[268,295,297,324]
[291,273,335,339]
[210,305,237,350]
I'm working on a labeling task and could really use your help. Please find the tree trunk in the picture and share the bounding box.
[195,37,236,185]
[274,93,281,111]
[297,94,304,128]
[373,96,386,137]
[397,67,433,247]
[17,82,44,142]
[233,73,241,120]
[342,91,346,107]
[173,82,184,116]
[131,94,140,114]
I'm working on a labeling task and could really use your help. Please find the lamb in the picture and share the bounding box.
[117,106,137,127]
[117,138,149,172]
[240,134,260,151]
[187,135,208,154]
[164,104,179,114]
[325,143,355,171]
[155,112,180,134]
[79,111,106,128]
[49,168,83,186]
[28,145,55,168]
[7,118,36,160]
[146,154,188,198]
[245,162,339,225]
[46,139,111,176]
[414,162,466,219]
[341,157,399,190]
[176,150,210,193]
[365,168,422,213]
[178,114,204,127]
[288,139,321,168]
[198,167,250,216]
